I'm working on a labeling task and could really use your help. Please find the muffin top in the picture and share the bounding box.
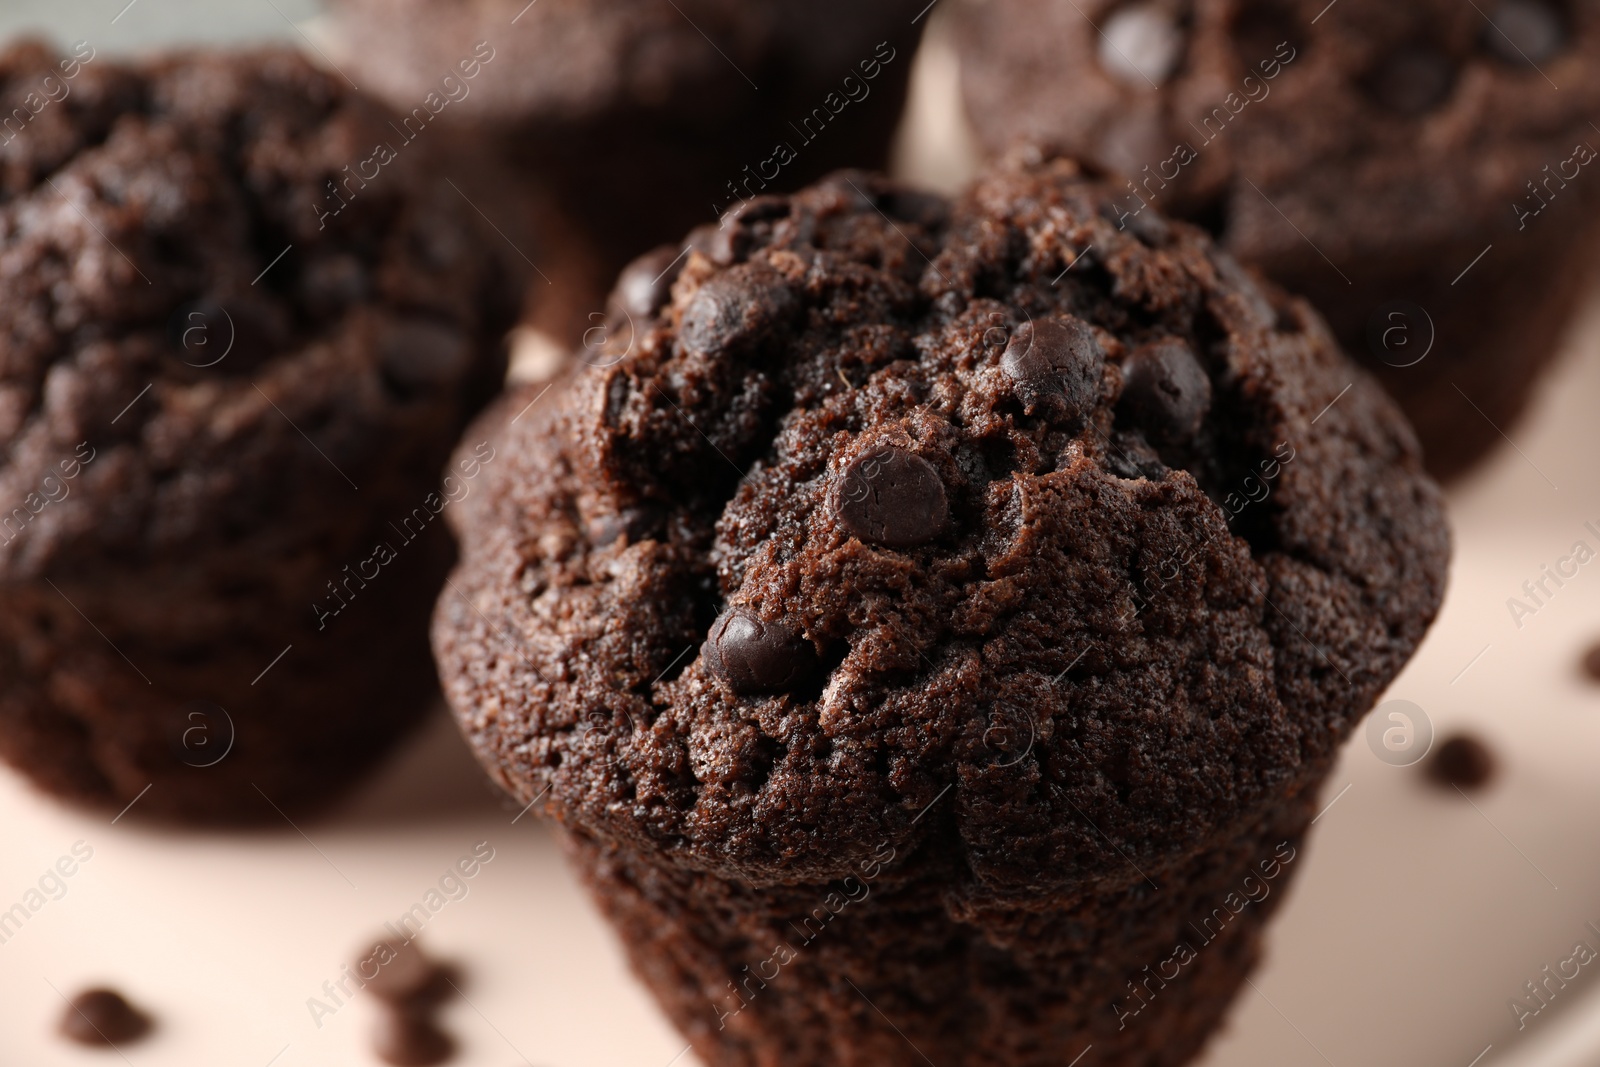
[328,0,918,128]
[0,44,513,583]
[954,0,1600,260]
[434,154,1449,894]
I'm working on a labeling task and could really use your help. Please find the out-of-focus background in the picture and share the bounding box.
[2,2,1600,1066]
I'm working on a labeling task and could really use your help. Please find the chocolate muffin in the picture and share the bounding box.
[0,44,515,823]
[327,0,927,331]
[953,0,1600,479]
[433,155,1449,1065]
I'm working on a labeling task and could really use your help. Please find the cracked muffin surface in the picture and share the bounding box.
[436,153,1449,891]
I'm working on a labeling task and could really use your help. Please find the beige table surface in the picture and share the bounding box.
[3,4,1600,1066]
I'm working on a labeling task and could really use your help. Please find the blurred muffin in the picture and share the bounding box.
[953,0,1600,479]
[433,157,1449,1065]
[327,0,927,336]
[0,44,516,823]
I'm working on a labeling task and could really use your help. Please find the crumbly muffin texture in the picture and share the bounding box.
[436,154,1449,893]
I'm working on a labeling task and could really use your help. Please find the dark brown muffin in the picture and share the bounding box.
[0,43,515,823]
[327,0,927,336]
[433,155,1449,1065]
[953,0,1600,479]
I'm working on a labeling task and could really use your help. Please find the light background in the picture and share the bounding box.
[1,3,1599,1066]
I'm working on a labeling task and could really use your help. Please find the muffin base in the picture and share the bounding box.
[0,523,453,824]
[564,786,1319,1067]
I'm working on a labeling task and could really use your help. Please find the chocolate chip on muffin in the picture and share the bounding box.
[703,608,817,695]
[0,44,515,823]
[1000,317,1105,424]
[433,157,1448,1067]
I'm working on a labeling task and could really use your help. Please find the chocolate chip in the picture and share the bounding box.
[358,938,443,1005]
[1001,317,1105,423]
[1425,733,1496,790]
[1119,339,1211,444]
[59,988,151,1046]
[615,245,686,319]
[1582,641,1600,682]
[372,1012,454,1066]
[703,608,816,694]
[678,267,799,359]
[1367,45,1455,115]
[835,446,949,547]
[1100,2,1185,87]
[1485,0,1565,64]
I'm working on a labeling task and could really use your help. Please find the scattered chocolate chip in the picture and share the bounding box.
[359,938,443,1005]
[1118,339,1212,445]
[1367,45,1456,115]
[615,245,686,319]
[702,608,816,694]
[1426,733,1496,790]
[372,1012,454,1066]
[678,267,799,358]
[1582,641,1600,682]
[1485,0,1565,64]
[1001,316,1105,423]
[1100,2,1185,87]
[835,446,950,548]
[59,988,151,1046]
[399,962,461,1013]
